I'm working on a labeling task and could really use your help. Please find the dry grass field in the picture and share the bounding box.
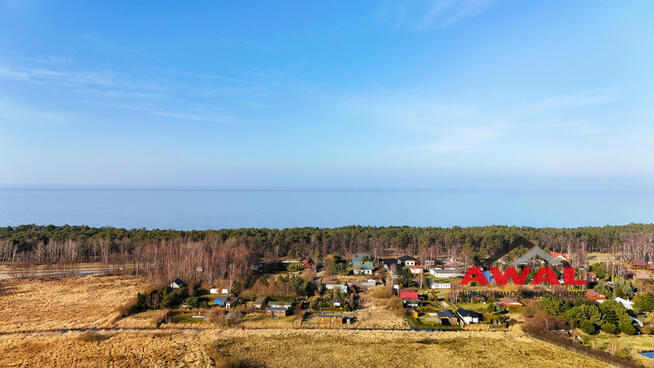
[0,330,213,368]
[206,329,612,368]
[0,275,148,332]
[0,329,613,368]
[0,276,623,367]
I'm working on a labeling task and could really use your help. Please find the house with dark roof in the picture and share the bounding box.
[456,308,481,324]
[380,258,398,269]
[398,256,419,266]
[254,296,267,309]
[436,310,458,325]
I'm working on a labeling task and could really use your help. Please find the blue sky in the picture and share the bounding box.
[1,0,653,190]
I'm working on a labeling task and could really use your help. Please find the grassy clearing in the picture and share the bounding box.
[457,302,490,313]
[583,334,654,367]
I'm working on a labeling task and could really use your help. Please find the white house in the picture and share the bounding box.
[361,279,377,287]
[429,269,463,278]
[456,309,480,325]
[408,265,423,274]
[430,282,451,289]
[398,256,419,266]
[209,288,219,294]
[221,288,230,294]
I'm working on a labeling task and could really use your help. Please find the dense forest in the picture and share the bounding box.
[1,224,653,285]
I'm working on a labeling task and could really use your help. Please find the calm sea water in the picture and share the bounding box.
[0,188,653,229]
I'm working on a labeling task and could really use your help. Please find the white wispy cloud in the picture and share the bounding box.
[393,123,506,154]
[373,0,499,30]
[0,99,69,124]
[528,89,619,111]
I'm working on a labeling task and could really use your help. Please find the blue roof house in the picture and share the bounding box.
[214,296,229,307]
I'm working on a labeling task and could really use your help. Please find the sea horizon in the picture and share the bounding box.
[2,186,653,230]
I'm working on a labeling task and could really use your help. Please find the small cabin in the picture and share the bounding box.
[265,307,288,318]
[318,314,349,324]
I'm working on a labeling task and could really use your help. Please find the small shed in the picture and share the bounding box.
[254,296,267,309]
[318,314,346,324]
[170,279,186,289]
[225,297,238,309]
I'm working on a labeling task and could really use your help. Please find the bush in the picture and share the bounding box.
[634,292,654,312]
[161,287,188,308]
[370,287,391,299]
[619,317,636,335]
[601,322,619,334]
[580,320,596,334]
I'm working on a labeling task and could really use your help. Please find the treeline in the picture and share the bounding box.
[2,223,654,264]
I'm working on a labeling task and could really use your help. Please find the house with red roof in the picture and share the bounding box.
[549,251,569,263]
[499,298,523,308]
[398,289,419,300]
[408,265,423,274]
[585,290,606,302]
[631,260,647,269]
[635,273,650,281]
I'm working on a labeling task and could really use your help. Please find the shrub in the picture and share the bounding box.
[634,292,654,312]
[161,287,188,308]
[600,322,619,334]
[580,320,596,334]
[618,317,636,335]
